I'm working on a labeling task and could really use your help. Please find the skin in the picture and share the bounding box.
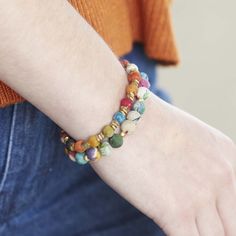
[0,1,236,235]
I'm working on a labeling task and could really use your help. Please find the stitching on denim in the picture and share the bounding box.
[0,104,17,193]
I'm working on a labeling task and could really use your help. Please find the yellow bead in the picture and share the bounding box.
[102,125,114,138]
[126,83,138,95]
[88,135,100,147]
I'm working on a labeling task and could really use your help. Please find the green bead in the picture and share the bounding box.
[109,134,123,148]
[99,141,112,156]
[75,152,88,165]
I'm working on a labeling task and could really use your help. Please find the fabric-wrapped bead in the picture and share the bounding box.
[74,140,86,153]
[109,134,123,148]
[139,79,150,89]
[132,100,145,114]
[99,141,112,156]
[88,135,100,147]
[127,110,141,123]
[85,147,101,161]
[121,120,136,135]
[65,138,75,151]
[127,71,141,83]
[126,63,139,73]
[126,83,138,95]
[102,125,114,138]
[140,72,149,81]
[113,111,126,124]
[75,152,88,165]
[137,87,150,100]
[120,98,133,109]
[68,151,76,162]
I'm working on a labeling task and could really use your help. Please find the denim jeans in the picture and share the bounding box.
[0,43,170,236]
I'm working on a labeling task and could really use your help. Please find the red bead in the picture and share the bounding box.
[120,98,133,108]
[120,59,129,68]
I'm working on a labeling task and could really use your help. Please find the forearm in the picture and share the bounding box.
[0,0,127,139]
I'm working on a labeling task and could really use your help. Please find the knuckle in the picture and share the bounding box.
[215,161,234,185]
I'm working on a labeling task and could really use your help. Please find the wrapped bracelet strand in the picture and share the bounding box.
[60,59,151,165]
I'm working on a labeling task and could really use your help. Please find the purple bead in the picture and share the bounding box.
[139,79,150,89]
[85,147,98,161]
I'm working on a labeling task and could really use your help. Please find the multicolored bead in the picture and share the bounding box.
[126,63,139,73]
[121,120,136,135]
[126,83,138,95]
[99,141,112,156]
[127,71,141,83]
[127,110,141,123]
[102,125,114,138]
[68,151,76,162]
[75,152,88,165]
[132,100,145,114]
[137,87,150,100]
[65,138,75,151]
[74,140,86,153]
[140,72,149,81]
[85,147,101,161]
[120,98,133,109]
[109,134,123,148]
[113,111,126,124]
[139,79,150,89]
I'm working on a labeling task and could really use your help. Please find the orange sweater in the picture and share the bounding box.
[0,0,179,108]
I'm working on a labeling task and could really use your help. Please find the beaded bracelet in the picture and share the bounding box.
[60,59,151,165]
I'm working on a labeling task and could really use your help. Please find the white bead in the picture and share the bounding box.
[126,63,139,74]
[127,111,141,124]
[121,120,136,135]
[137,87,150,100]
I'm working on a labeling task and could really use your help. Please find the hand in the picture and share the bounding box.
[91,92,236,236]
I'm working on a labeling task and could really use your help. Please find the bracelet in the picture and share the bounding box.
[60,59,151,165]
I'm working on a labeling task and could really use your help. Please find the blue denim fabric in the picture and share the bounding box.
[0,43,169,236]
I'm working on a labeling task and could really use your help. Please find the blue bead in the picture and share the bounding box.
[140,72,149,81]
[132,101,145,114]
[113,111,126,124]
[75,152,88,165]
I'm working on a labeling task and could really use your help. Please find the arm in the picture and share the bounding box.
[1,1,236,235]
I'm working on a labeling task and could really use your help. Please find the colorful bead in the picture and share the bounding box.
[65,138,75,151]
[120,98,133,109]
[75,152,88,165]
[127,71,141,83]
[102,125,114,138]
[140,72,149,81]
[74,140,86,153]
[126,63,139,73]
[86,147,101,161]
[120,59,129,68]
[99,141,112,156]
[109,134,123,148]
[127,110,141,123]
[121,120,136,135]
[60,133,69,144]
[137,87,150,100]
[139,79,150,89]
[68,151,76,162]
[126,83,138,95]
[113,111,126,124]
[132,100,145,114]
[88,135,100,147]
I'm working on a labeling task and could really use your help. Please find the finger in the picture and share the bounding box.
[196,205,225,236]
[216,183,236,236]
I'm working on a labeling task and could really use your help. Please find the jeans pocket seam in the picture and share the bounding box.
[0,104,18,193]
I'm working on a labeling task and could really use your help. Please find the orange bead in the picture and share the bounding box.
[126,83,138,95]
[74,140,85,153]
[127,71,141,83]
[88,135,100,147]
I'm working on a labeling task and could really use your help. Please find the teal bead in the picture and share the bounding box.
[113,111,126,124]
[132,101,145,114]
[75,152,88,165]
[109,134,123,148]
[99,141,112,156]
[140,72,149,81]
